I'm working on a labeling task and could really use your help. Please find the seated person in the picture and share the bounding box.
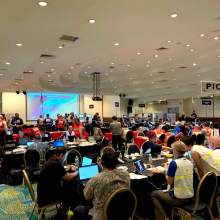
[141,130,161,154]
[151,141,194,220]
[63,125,76,141]
[37,149,80,211]
[74,147,130,220]
[30,125,41,140]
[192,134,220,218]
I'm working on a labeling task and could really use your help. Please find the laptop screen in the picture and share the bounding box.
[53,140,65,148]
[134,159,145,173]
[27,142,35,148]
[79,164,99,181]
[82,157,92,166]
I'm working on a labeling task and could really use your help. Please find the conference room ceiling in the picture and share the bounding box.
[1,0,220,101]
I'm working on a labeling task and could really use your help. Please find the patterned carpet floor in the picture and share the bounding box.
[0,184,37,220]
[0,183,219,220]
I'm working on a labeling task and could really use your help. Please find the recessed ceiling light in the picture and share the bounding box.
[190,49,194,52]
[5,62,11,65]
[200,33,205,37]
[154,54,159,58]
[88,19,96,24]
[50,68,55,71]
[197,74,201,77]
[40,61,44,64]
[170,13,178,18]
[127,64,131,67]
[70,66,74,69]
[193,63,197,66]
[137,52,142,55]
[38,1,48,7]
[16,43,23,47]
[168,40,172,43]
[48,74,51,77]
[0,73,4,76]
[186,44,191,47]
[113,42,119,46]
[67,72,71,75]
[218,55,220,58]
[58,45,64,49]
[150,74,153,76]
[111,62,115,65]
[87,66,91,69]
[152,81,155,84]
[84,71,88,74]
[214,36,219,40]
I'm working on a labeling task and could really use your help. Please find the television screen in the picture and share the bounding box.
[27,92,79,120]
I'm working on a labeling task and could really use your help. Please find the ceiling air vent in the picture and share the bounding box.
[109,66,115,69]
[156,47,168,51]
[60,35,79,42]
[48,79,54,83]
[23,70,33,74]
[178,66,188,69]
[40,54,56,58]
[157,79,168,83]
[0,68,7,71]
[158,71,166,74]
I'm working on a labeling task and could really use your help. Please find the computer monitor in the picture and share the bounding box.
[79,164,99,181]
[82,157,92,166]
[27,142,36,148]
[151,144,162,156]
[68,135,75,142]
[134,159,145,174]
[53,140,65,148]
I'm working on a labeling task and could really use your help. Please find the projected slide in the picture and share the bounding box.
[27,92,79,120]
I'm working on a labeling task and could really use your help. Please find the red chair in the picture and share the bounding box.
[134,136,148,149]
[13,134,20,144]
[104,132,112,141]
[50,131,64,140]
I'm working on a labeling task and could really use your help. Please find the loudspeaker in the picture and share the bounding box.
[127,106,132,114]
[128,99,133,106]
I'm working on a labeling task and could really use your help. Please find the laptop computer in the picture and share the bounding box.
[82,156,93,166]
[79,164,99,184]
[53,140,65,148]
[134,159,152,176]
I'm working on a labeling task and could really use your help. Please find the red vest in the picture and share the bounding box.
[0,120,5,132]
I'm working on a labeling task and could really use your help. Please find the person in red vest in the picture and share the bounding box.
[56,115,66,131]
[0,114,7,147]
[31,125,42,140]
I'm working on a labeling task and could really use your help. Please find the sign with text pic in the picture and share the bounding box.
[201,81,220,94]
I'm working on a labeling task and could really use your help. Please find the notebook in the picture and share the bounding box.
[79,164,99,183]
[82,157,92,166]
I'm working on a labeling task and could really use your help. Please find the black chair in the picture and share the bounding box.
[171,172,217,220]
[62,149,82,167]
[127,144,140,155]
[22,170,62,219]
[24,149,40,182]
[126,131,134,144]
[104,188,137,220]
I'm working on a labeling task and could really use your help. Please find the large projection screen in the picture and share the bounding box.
[27,92,79,120]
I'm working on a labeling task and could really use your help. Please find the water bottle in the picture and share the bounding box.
[149,153,152,164]
[75,155,80,167]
